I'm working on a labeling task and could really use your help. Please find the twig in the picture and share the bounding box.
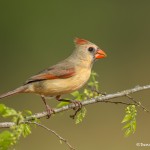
[25,121,75,150]
[101,100,136,106]
[126,94,149,112]
[0,84,150,128]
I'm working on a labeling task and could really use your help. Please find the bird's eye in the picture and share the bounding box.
[88,47,95,52]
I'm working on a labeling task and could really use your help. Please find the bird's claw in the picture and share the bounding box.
[45,104,55,119]
[72,100,82,110]
[56,97,82,119]
[70,100,82,119]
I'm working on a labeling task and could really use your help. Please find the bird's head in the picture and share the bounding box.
[73,38,107,65]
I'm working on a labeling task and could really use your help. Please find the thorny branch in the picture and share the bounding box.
[25,121,75,150]
[0,84,150,128]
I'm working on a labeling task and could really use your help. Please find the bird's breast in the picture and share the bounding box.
[30,68,91,96]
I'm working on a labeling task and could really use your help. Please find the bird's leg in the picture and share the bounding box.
[41,96,54,119]
[56,95,82,119]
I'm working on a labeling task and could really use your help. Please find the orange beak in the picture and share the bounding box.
[95,49,107,59]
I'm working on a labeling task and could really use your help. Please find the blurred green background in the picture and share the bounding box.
[0,1,150,150]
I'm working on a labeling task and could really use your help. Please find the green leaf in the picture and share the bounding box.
[0,131,15,150]
[88,81,95,87]
[21,124,32,137]
[71,91,80,97]
[122,122,131,129]
[57,102,69,108]
[0,104,17,118]
[75,107,87,124]
[0,104,6,113]
[24,110,32,116]
[124,128,131,137]
[0,104,34,150]
[132,120,136,133]
[121,114,132,123]
[122,105,137,137]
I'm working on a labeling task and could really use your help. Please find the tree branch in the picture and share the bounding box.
[0,84,150,128]
[25,121,75,150]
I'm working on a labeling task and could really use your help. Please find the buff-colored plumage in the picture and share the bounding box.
[27,66,91,96]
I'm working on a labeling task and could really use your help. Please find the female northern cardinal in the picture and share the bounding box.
[0,38,107,117]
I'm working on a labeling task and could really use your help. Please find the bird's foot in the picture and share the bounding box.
[45,104,55,119]
[56,96,82,119]
[41,95,55,119]
[70,100,82,119]
[70,100,82,110]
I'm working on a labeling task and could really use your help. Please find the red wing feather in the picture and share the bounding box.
[25,68,75,84]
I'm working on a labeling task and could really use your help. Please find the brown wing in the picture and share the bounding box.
[24,60,76,84]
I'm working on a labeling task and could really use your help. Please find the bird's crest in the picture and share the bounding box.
[74,38,89,45]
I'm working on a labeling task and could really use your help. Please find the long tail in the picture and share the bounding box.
[0,86,27,99]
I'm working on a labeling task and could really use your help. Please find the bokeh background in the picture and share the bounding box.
[0,1,150,150]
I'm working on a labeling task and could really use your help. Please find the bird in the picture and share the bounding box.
[0,38,107,118]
